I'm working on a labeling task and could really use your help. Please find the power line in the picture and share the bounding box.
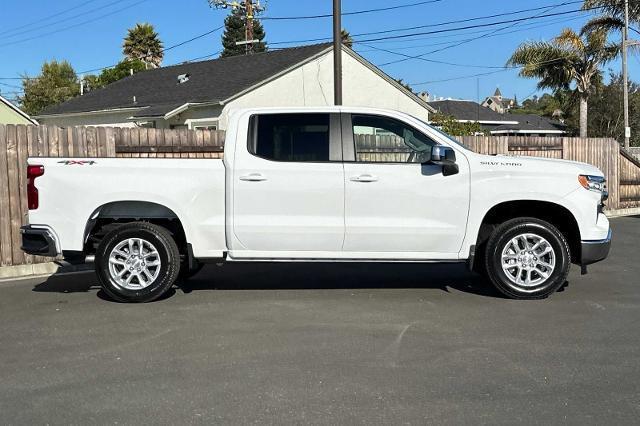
[0,25,224,81]
[360,44,508,69]
[78,25,224,74]
[412,69,511,86]
[353,7,597,44]
[268,0,585,46]
[408,46,614,86]
[261,0,444,20]
[378,2,571,67]
[0,0,102,37]
[354,13,585,51]
[348,0,584,40]
[0,81,23,90]
[1,0,132,40]
[0,0,150,49]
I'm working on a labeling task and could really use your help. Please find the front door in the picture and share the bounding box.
[232,113,345,256]
[342,113,470,258]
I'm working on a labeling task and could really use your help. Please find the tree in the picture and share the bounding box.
[123,23,164,69]
[395,78,414,93]
[582,0,640,34]
[430,112,484,136]
[19,60,79,115]
[510,92,568,117]
[220,7,266,57]
[580,72,640,146]
[341,29,353,48]
[85,59,147,91]
[507,28,619,137]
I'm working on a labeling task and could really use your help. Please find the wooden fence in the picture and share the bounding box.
[1,124,640,267]
[0,124,224,267]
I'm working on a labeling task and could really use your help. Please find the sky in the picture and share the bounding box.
[0,0,638,104]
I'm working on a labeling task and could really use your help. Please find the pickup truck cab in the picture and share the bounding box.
[21,107,611,302]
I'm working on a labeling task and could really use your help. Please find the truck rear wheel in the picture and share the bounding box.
[484,217,571,300]
[95,222,181,303]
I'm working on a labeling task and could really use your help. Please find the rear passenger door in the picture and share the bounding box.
[231,113,345,256]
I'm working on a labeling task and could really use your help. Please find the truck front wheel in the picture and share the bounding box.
[484,217,571,299]
[95,222,181,303]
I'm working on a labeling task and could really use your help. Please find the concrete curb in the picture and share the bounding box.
[605,208,640,218]
[0,262,93,282]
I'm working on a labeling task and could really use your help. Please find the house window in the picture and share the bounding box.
[170,124,188,130]
[193,124,217,130]
[189,119,219,130]
[137,121,156,128]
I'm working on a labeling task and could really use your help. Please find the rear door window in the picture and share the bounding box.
[250,114,332,162]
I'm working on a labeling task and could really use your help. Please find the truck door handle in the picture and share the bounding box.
[239,173,267,182]
[350,174,378,183]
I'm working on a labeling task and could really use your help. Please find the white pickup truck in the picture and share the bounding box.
[21,107,611,302]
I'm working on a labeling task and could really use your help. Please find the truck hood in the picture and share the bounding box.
[488,154,604,177]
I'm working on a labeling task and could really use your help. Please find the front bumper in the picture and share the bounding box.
[20,226,60,257]
[581,229,612,266]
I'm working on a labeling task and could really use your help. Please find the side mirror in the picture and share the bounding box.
[429,146,459,176]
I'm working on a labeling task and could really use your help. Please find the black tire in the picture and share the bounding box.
[95,222,181,303]
[484,217,571,300]
[179,261,204,280]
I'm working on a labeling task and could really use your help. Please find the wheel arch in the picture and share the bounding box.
[475,200,581,265]
[83,201,189,255]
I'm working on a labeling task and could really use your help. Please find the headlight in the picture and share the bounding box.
[578,175,606,193]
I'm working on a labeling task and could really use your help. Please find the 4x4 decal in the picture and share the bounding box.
[58,160,97,165]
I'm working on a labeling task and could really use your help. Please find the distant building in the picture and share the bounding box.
[0,95,37,125]
[482,87,516,114]
[428,99,567,136]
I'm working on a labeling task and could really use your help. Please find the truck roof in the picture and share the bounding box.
[228,106,420,118]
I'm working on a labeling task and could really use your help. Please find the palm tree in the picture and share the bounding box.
[507,28,619,137]
[582,0,640,34]
[341,29,353,48]
[123,23,164,69]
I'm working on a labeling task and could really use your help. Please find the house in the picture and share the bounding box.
[0,95,37,125]
[36,43,434,130]
[482,88,516,114]
[428,99,567,136]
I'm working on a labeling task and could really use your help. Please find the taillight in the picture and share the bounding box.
[27,165,44,210]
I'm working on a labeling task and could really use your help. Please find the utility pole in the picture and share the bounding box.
[333,0,342,105]
[245,0,254,54]
[622,0,630,149]
[210,0,264,55]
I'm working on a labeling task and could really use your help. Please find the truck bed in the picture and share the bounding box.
[27,158,227,258]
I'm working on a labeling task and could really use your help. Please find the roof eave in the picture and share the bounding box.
[35,106,143,120]
[490,129,567,134]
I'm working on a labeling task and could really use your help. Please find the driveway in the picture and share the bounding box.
[0,217,638,424]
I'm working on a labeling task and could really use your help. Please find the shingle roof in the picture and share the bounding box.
[491,114,566,132]
[428,99,508,121]
[428,99,566,133]
[40,43,333,116]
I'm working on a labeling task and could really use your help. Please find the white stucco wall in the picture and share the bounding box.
[219,49,431,129]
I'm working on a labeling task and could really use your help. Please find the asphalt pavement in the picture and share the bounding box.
[0,217,638,424]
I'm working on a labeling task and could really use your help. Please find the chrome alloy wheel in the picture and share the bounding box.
[501,233,556,288]
[108,238,161,290]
